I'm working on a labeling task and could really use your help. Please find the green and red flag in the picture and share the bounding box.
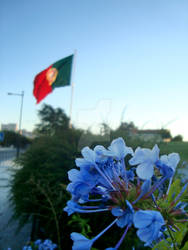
[33,55,73,104]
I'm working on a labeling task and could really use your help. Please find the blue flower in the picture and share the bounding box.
[126,168,135,181]
[129,145,159,180]
[38,239,57,249]
[66,169,97,202]
[75,146,97,171]
[65,138,184,249]
[160,153,180,171]
[74,145,117,191]
[155,153,179,182]
[94,145,110,163]
[111,200,134,228]
[71,233,94,250]
[133,210,165,246]
[35,239,42,245]
[71,219,118,250]
[22,247,32,250]
[156,161,174,179]
[108,137,133,160]
[22,239,57,250]
[64,200,81,215]
[159,153,180,175]
[81,146,96,162]
[64,200,109,215]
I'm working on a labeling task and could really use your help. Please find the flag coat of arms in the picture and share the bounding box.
[33,55,73,104]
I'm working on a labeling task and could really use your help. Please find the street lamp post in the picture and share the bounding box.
[7,91,24,157]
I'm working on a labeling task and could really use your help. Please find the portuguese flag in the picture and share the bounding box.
[33,55,73,104]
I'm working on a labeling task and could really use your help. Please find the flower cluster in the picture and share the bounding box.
[22,239,57,250]
[64,138,188,249]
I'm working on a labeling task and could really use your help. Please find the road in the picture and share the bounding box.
[0,148,31,250]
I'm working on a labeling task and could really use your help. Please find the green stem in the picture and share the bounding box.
[36,183,62,250]
[167,225,178,250]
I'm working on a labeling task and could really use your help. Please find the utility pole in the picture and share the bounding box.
[8,91,24,157]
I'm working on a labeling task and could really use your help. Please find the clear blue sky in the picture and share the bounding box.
[1,0,188,140]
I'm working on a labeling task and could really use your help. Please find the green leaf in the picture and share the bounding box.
[174,223,188,245]
[152,239,170,250]
[167,179,181,203]
[181,241,188,250]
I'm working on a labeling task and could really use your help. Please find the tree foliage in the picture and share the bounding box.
[35,104,70,136]
[0,130,30,148]
[11,134,78,247]
[159,129,172,139]
[10,104,83,249]
[172,135,183,142]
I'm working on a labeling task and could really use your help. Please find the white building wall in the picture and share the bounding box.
[1,123,17,132]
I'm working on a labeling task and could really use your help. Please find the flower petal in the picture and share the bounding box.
[129,147,150,165]
[75,158,91,168]
[151,145,160,162]
[111,207,124,217]
[94,145,107,155]
[108,137,133,160]
[141,179,151,194]
[134,210,155,228]
[116,214,128,228]
[136,163,154,180]
[137,226,153,243]
[71,233,93,250]
[129,146,159,166]
[168,153,180,170]
[68,169,80,182]
[81,147,96,162]
[160,153,180,171]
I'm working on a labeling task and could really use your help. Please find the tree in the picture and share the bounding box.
[100,122,111,136]
[35,104,70,136]
[10,135,77,248]
[119,121,137,131]
[10,105,82,248]
[159,129,172,139]
[172,134,183,142]
[0,130,30,148]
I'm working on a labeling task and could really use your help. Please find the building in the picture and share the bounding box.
[135,129,171,142]
[21,129,34,139]
[1,123,17,132]
[136,129,163,142]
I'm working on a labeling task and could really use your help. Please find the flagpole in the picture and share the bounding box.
[69,50,77,128]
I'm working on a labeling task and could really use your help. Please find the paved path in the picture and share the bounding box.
[0,149,31,250]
